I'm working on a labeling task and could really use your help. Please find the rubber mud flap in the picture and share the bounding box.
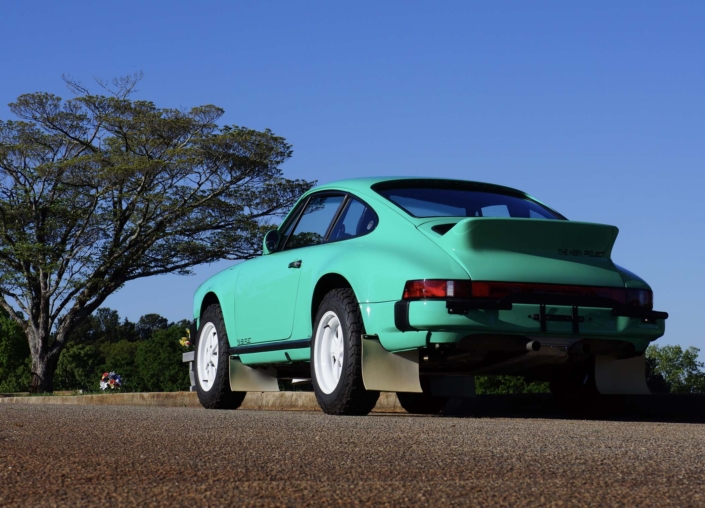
[361,336,422,393]
[595,355,650,395]
[229,359,280,392]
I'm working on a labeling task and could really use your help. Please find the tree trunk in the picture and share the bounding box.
[30,355,59,393]
[28,328,62,394]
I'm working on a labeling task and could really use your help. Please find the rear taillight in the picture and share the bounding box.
[625,288,653,309]
[402,280,653,308]
[402,280,471,299]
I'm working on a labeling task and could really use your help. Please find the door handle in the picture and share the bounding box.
[288,260,302,269]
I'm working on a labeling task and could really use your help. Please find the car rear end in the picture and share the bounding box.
[371,179,668,394]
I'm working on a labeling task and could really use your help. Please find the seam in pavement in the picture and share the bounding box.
[0,391,407,412]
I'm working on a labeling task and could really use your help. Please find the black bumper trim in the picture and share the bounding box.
[228,339,311,356]
[394,300,417,332]
[445,295,668,322]
[611,307,669,320]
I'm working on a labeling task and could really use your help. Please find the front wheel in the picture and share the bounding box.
[195,304,246,410]
[311,289,380,415]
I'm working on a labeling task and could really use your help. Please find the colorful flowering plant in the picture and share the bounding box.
[100,371,122,390]
[179,328,192,348]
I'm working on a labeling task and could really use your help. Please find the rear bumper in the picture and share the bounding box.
[394,298,666,342]
[443,295,668,322]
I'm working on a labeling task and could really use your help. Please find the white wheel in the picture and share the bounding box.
[311,289,379,415]
[197,322,219,392]
[313,311,344,394]
[195,305,245,410]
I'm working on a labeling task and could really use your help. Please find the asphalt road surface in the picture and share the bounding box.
[2,404,704,507]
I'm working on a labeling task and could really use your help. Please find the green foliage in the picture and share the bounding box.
[0,309,30,392]
[475,375,550,395]
[646,345,705,394]
[55,343,102,391]
[135,327,190,392]
[6,308,191,393]
[99,340,142,391]
[70,308,139,344]
[136,314,169,341]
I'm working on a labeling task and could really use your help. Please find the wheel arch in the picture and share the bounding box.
[200,291,221,318]
[311,273,354,327]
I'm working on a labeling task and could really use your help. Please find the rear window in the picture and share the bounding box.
[374,185,562,219]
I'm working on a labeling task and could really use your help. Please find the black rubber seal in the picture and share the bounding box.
[394,300,417,332]
[189,320,198,343]
[228,338,311,356]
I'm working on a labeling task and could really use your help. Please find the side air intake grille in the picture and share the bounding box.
[431,224,455,235]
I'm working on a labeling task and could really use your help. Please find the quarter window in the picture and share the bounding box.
[284,195,344,250]
[329,198,378,241]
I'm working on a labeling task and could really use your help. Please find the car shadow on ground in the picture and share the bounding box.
[378,394,705,423]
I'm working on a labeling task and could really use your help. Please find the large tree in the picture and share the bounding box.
[0,75,314,392]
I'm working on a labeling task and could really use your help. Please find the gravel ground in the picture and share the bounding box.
[1,404,704,507]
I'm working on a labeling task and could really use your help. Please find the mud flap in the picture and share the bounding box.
[229,357,280,392]
[595,355,650,395]
[361,335,422,393]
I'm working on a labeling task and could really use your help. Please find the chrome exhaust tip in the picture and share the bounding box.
[526,340,541,352]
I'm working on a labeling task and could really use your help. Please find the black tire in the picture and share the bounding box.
[195,304,246,410]
[550,358,606,419]
[397,378,449,415]
[311,288,380,415]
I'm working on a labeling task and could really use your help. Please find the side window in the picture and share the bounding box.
[284,195,344,250]
[278,201,307,242]
[329,198,378,241]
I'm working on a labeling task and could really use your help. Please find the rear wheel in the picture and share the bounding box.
[397,378,449,415]
[195,304,246,410]
[311,289,380,415]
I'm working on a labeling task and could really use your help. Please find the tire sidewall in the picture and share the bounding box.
[195,305,231,407]
[311,297,354,407]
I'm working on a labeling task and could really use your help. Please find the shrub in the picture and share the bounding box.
[475,375,550,395]
[135,326,190,392]
[55,343,103,391]
[0,311,30,392]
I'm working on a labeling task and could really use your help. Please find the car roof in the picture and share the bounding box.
[308,176,531,199]
[303,176,566,222]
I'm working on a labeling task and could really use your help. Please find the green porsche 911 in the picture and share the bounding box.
[191,177,668,415]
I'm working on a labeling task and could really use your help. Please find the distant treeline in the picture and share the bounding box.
[1,308,703,394]
[0,308,190,393]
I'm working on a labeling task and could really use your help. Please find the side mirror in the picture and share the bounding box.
[263,229,281,255]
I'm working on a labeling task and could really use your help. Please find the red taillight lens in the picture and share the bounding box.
[469,282,653,308]
[625,288,653,309]
[403,280,653,308]
[402,280,471,299]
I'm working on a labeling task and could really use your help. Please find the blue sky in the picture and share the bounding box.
[1,2,703,351]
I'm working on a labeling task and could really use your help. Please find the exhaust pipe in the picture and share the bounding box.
[526,340,541,352]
